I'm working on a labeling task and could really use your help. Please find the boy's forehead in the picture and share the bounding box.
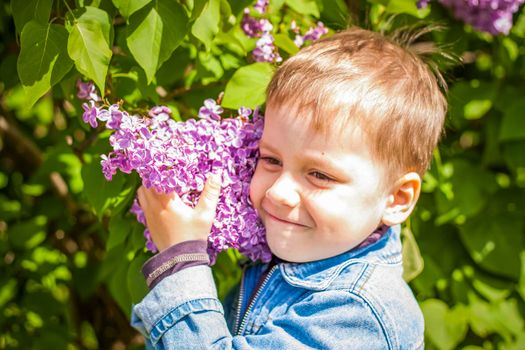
[264,100,363,141]
[263,102,370,154]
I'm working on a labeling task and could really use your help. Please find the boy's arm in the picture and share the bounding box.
[131,264,394,350]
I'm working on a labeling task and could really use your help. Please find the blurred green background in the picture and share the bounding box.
[1,0,525,349]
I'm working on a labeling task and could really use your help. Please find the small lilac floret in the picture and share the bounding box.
[86,97,271,263]
[198,99,224,121]
[417,0,430,9]
[82,101,99,128]
[254,0,269,14]
[76,80,100,101]
[253,33,282,63]
[295,22,328,48]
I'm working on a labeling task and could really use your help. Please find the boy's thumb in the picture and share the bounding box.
[197,173,222,214]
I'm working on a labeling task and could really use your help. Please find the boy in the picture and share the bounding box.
[132,27,447,349]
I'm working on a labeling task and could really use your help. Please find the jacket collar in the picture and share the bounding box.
[278,225,402,291]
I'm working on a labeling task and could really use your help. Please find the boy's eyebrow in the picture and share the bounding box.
[258,140,277,152]
[259,140,347,173]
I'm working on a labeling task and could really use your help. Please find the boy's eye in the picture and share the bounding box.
[260,156,281,166]
[310,171,334,182]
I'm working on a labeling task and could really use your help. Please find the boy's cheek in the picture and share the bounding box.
[248,171,264,208]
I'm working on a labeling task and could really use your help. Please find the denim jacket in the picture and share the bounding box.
[131,225,424,349]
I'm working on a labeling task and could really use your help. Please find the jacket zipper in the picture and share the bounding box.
[236,265,278,335]
[233,264,248,335]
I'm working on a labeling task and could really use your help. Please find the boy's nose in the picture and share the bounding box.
[265,174,300,207]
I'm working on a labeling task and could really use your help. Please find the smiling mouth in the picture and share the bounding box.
[265,211,306,227]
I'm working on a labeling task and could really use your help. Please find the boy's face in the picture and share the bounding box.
[250,104,392,263]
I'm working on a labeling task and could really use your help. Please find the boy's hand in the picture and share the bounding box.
[137,174,222,252]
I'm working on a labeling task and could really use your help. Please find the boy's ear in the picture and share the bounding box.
[381,172,421,226]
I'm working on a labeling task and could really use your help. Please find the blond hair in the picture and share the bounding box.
[266,27,448,178]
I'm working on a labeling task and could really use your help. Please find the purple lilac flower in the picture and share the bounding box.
[254,0,269,14]
[82,101,99,128]
[438,0,525,34]
[294,22,328,48]
[253,33,282,63]
[79,85,272,262]
[241,9,273,38]
[76,80,100,101]
[238,107,252,120]
[198,99,224,120]
[241,4,281,63]
[417,0,431,8]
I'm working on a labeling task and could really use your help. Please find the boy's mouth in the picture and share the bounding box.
[263,209,307,227]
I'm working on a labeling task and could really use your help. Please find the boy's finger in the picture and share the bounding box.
[137,186,147,208]
[196,173,222,214]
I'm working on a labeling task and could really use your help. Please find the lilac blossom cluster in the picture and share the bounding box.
[241,2,282,63]
[77,81,272,263]
[241,1,328,61]
[291,20,329,47]
[418,0,525,34]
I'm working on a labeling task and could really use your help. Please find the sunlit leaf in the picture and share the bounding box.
[222,62,274,109]
[191,0,221,51]
[17,21,73,107]
[127,0,189,83]
[401,227,424,282]
[66,6,113,95]
[81,158,127,218]
[285,0,320,17]
[112,0,152,18]
[421,299,468,350]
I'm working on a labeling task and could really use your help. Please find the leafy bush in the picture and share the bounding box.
[1,0,524,348]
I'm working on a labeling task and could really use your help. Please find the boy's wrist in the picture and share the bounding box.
[142,239,210,289]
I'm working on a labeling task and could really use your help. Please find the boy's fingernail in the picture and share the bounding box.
[210,173,221,186]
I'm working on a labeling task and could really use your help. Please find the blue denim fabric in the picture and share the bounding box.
[131,225,424,349]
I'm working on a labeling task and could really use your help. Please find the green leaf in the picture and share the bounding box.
[434,159,497,221]
[383,0,430,18]
[518,251,525,302]
[10,0,53,33]
[448,80,497,126]
[274,34,299,55]
[222,62,274,109]
[191,0,221,51]
[7,216,47,249]
[107,256,132,317]
[502,141,525,171]
[499,100,525,142]
[112,0,152,18]
[189,0,208,19]
[107,215,135,251]
[285,0,320,17]
[127,254,149,303]
[421,299,469,350]
[459,211,523,280]
[464,99,492,120]
[0,279,17,309]
[401,227,424,282]
[17,21,73,107]
[127,0,189,84]
[81,158,127,218]
[469,294,524,341]
[317,0,348,29]
[66,6,113,96]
